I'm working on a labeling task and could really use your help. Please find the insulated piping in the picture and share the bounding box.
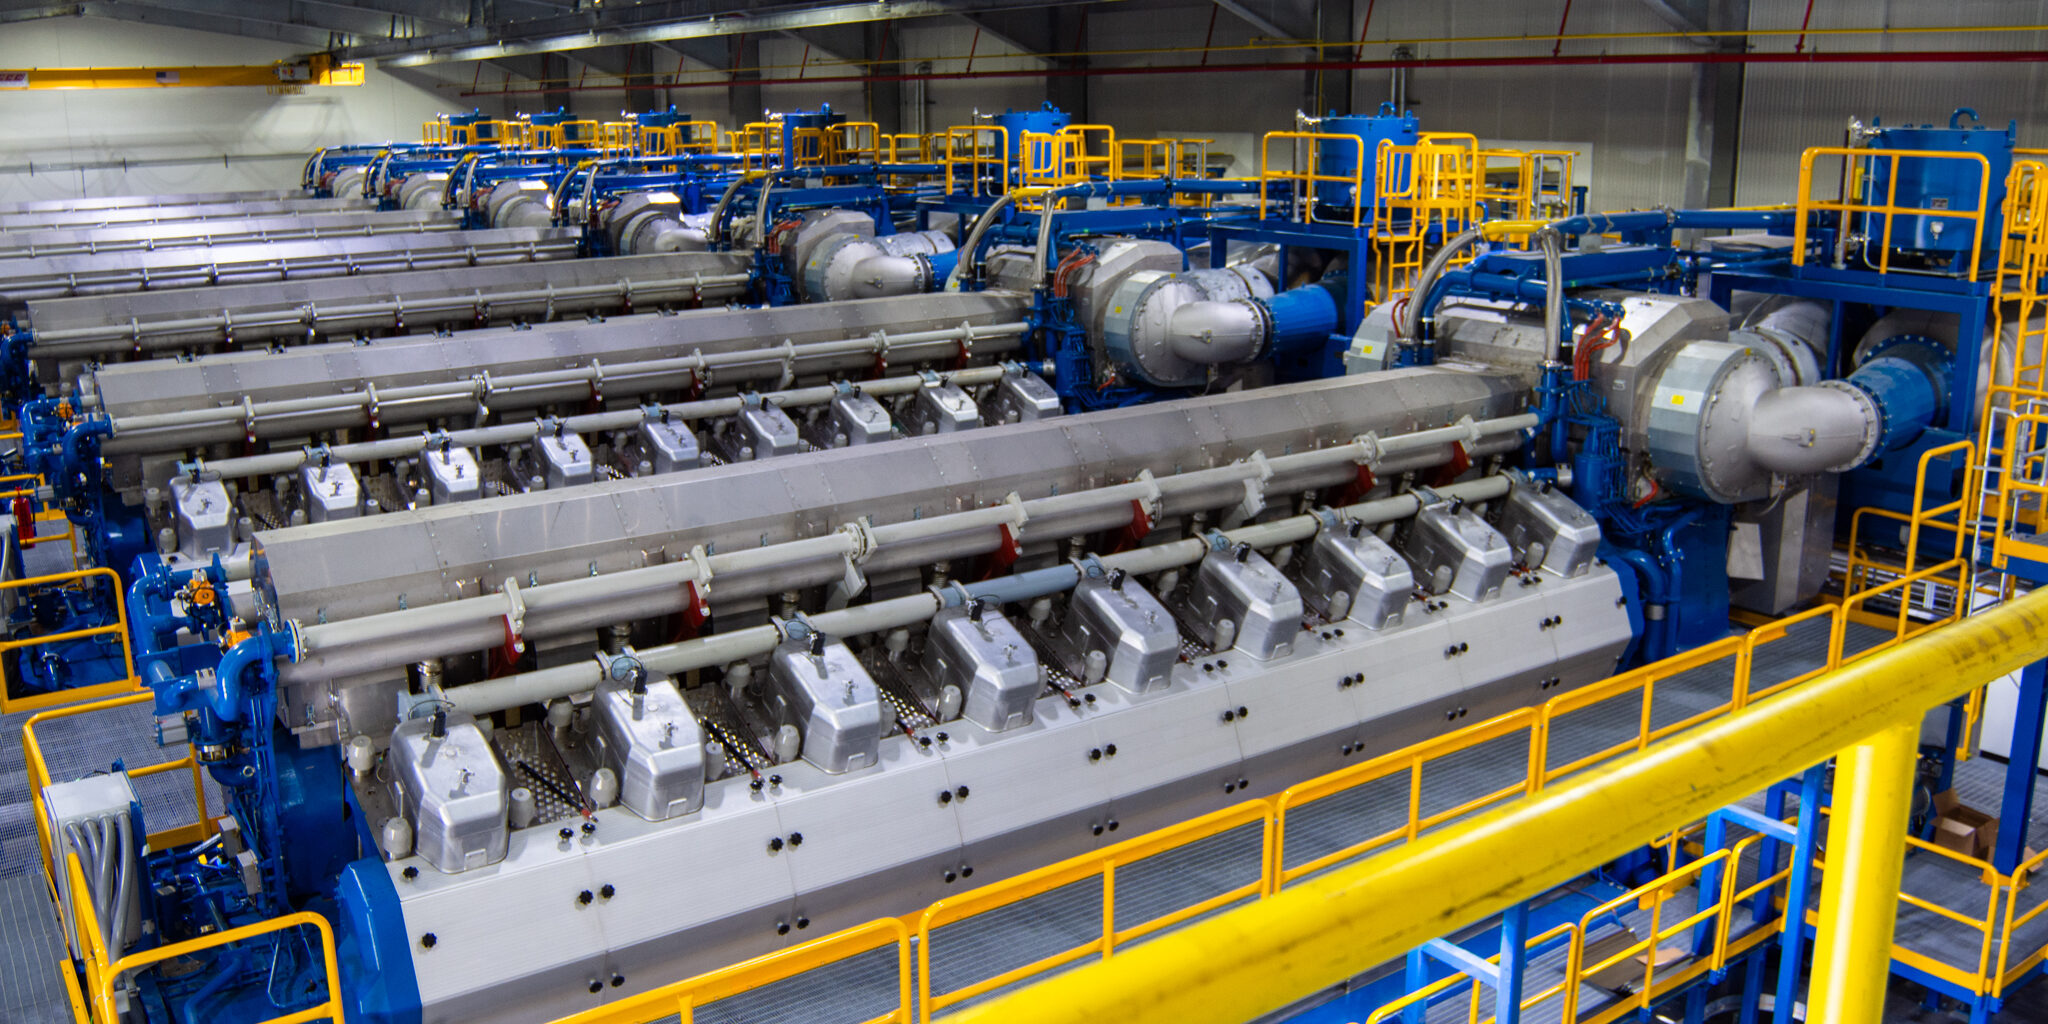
[440,473,1516,717]
[35,274,755,354]
[284,415,1533,683]
[945,192,1021,292]
[1538,228,1565,365]
[195,363,1015,478]
[102,322,1027,448]
[1401,225,1488,347]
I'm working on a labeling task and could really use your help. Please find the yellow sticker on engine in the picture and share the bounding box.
[1670,394,1686,406]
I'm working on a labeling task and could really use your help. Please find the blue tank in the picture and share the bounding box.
[777,104,847,165]
[992,103,1073,168]
[1313,102,1419,212]
[1861,108,2015,274]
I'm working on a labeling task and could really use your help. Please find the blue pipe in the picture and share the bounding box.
[960,564,1085,606]
[1607,546,1669,661]
[1545,208,1797,237]
[1264,284,1339,359]
[925,248,961,286]
[208,631,294,724]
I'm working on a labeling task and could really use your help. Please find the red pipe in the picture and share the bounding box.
[458,48,2048,97]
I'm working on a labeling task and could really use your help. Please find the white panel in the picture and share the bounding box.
[0,18,504,204]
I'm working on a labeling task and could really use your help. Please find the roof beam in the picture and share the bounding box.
[291,0,466,29]
[1209,0,1296,43]
[1634,0,1714,46]
[777,27,861,67]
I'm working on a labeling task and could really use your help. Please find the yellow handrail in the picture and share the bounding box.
[551,918,911,1024]
[1258,131,1368,228]
[945,587,2048,1024]
[1,566,142,714]
[915,800,1270,1022]
[64,851,341,1024]
[1792,146,1993,275]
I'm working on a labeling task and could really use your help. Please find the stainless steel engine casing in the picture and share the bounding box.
[1296,523,1414,629]
[1184,546,1305,660]
[766,638,884,773]
[1496,481,1602,578]
[904,382,981,435]
[378,561,1633,1024]
[986,371,1062,424]
[591,678,706,822]
[922,605,1041,732]
[1404,504,1513,602]
[1053,575,1179,693]
[638,418,702,474]
[827,390,895,445]
[390,713,510,874]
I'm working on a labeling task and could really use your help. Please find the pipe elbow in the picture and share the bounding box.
[1745,383,1880,476]
[1165,300,1267,366]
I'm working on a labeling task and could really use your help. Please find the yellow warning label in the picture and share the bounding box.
[1670,394,1686,406]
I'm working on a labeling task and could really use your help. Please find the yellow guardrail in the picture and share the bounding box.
[552,918,912,1024]
[63,849,340,1024]
[25,692,212,902]
[1258,131,1368,228]
[947,583,2048,1024]
[1361,922,1578,1024]
[943,126,1010,199]
[1118,138,1177,180]
[917,800,1269,1022]
[531,549,1978,1024]
[1,567,142,714]
[27,692,336,1024]
[1792,146,1992,275]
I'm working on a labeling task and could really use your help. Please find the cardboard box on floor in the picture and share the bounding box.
[1932,789,1997,862]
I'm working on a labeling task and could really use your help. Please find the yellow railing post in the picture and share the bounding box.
[1807,721,1918,1022]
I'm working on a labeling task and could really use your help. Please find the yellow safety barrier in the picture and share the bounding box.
[551,919,912,1024]
[1792,146,1992,275]
[26,692,319,1024]
[943,126,1010,199]
[1258,130,1369,228]
[916,801,1270,1022]
[883,133,930,163]
[0,567,141,714]
[24,692,211,899]
[1118,138,1177,180]
[64,851,341,1024]
[943,585,2048,1024]
[1361,922,1578,1024]
[1273,707,1539,886]
[1371,135,1485,301]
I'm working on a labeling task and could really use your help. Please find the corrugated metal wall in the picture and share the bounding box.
[1733,0,2048,203]
[1349,1,1697,213]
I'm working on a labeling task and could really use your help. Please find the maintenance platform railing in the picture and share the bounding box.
[27,691,348,1024]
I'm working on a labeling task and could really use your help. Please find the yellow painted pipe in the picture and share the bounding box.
[1808,721,1918,1023]
[947,586,2048,1024]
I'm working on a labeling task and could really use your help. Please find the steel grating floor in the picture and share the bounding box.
[3,618,2042,1024]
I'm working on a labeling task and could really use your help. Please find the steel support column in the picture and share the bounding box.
[1808,722,1917,1023]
